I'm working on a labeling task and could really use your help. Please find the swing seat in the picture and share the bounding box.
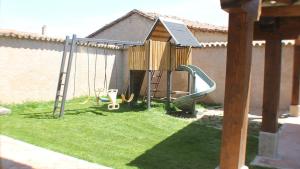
[108,103,120,110]
[121,93,134,103]
[96,88,110,103]
[107,89,120,110]
[100,97,109,102]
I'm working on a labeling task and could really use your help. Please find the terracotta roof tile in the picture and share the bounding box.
[0,29,120,49]
[88,9,228,38]
[0,29,65,43]
[200,40,295,48]
[1,29,295,49]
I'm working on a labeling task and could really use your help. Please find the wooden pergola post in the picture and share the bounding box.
[259,37,282,158]
[218,1,261,168]
[290,37,300,117]
[251,3,300,167]
[262,38,282,133]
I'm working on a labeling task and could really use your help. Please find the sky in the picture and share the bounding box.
[0,0,228,38]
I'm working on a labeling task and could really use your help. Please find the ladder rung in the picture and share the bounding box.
[144,95,154,99]
[151,89,160,92]
[56,95,63,98]
[151,82,159,84]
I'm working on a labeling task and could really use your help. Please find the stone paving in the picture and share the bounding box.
[252,123,300,169]
[0,135,111,169]
[197,108,300,169]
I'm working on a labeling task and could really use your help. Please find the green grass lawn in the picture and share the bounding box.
[0,97,269,169]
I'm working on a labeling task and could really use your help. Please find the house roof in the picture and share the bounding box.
[146,17,201,47]
[87,9,228,38]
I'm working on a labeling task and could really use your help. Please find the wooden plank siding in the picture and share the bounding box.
[151,40,170,70]
[128,40,191,71]
[128,41,149,70]
[173,47,192,70]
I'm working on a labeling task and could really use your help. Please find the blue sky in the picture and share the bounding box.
[0,0,228,37]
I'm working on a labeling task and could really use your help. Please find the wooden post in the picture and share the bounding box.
[188,73,191,93]
[166,43,173,111]
[166,70,172,110]
[261,38,282,133]
[219,12,255,169]
[147,40,152,109]
[291,44,300,106]
[290,41,300,116]
[147,70,151,109]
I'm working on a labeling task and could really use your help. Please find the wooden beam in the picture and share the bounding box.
[261,5,300,17]
[150,36,170,42]
[151,31,170,38]
[153,29,169,34]
[261,38,282,133]
[220,0,262,20]
[274,0,298,4]
[296,37,300,46]
[254,17,300,40]
[219,12,255,169]
[280,0,297,3]
[291,45,300,105]
[263,0,298,5]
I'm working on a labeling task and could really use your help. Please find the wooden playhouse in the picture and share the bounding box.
[127,17,201,109]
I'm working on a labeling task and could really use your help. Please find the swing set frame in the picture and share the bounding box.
[53,34,142,117]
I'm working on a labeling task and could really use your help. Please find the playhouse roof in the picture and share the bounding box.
[145,17,201,47]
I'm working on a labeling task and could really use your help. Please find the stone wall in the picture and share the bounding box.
[191,30,227,42]
[192,45,293,111]
[0,36,294,112]
[143,45,294,112]
[0,37,124,104]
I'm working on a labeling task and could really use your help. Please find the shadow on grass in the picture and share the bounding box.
[19,106,106,119]
[127,122,221,169]
[127,121,262,169]
[167,110,197,119]
[19,101,151,119]
[19,111,55,119]
[93,102,148,113]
